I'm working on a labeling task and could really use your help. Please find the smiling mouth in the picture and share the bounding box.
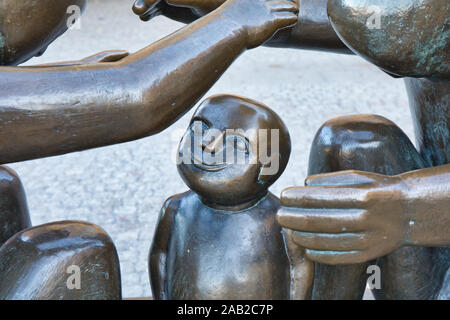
[191,155,228,172]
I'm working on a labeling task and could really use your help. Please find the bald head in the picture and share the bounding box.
[177,94,291,206]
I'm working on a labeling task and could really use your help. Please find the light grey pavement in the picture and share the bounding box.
[12,0,414,298]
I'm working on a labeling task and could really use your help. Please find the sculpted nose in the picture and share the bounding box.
[203,132,224,154]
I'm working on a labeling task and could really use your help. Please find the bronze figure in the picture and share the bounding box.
[149,95,313,299]
[0,0,299,300]
[133,0,351,53]
[0,0,447,300]
[0,0,298,164]
[148,0,450,300]
[278,0,450,300]
[0,221,121,300]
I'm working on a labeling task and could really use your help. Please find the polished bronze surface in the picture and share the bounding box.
[0,0,299,300]
[279,115,449,299]
[150,95,313,299]
[0,221,121,300]
[0,0,87,66]
[0,0,298,164]
[0,166,30,247]
[133,0,351,53]
[0,0,448,300]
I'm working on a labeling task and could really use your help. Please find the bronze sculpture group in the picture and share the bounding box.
[0,0,448,300]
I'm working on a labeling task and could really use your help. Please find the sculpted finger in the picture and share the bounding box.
[277,207,368,233]
[133,0,163,21]
[305,249,371,264]
[290,231,370,251]
[305,170,381,187]
[272,12,298,28]
[83,50,130,63]
[281,186,369,209]
[133,0,150,15]
[267,0,299,13]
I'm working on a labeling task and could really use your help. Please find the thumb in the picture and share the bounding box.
[132,0,161,15]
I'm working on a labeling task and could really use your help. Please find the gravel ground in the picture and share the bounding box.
[11,0,414,298]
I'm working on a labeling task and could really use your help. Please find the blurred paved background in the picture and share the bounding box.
[13,0,414,298]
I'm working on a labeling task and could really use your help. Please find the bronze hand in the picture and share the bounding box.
[278,165,450,264]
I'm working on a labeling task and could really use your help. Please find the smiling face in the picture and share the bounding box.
[177,95,291,206]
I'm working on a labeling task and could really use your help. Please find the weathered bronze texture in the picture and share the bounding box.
[150,95,313,299]
[0,0,298,164]
[327,0,449,79]
[0,221,121,300]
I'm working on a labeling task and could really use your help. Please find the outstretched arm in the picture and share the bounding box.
[18,51,130,68]
[277,164,450,264]
[133,0,352,54]
[0,0,298,164]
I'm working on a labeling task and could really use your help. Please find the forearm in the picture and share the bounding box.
[149,203,175,300]
[149,250,167,299]
[121,12,247,134]
[283,230,314,300]
[0,13,246,164]
[18,51,130,68]
[402,164,450,246]
[265,0,352,54]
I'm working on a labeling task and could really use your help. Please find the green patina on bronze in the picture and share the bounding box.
[328,0,449,79]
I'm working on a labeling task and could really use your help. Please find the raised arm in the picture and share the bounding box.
[277,164,450,264]
[0,0,298,164]
[133,0,352,54]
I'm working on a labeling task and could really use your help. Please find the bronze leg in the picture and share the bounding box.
[308,114,426,299]
[0,221,121,300]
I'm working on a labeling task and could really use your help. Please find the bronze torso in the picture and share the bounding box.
[163,191,290,300]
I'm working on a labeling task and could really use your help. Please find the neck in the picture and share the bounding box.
[199,192,268,212]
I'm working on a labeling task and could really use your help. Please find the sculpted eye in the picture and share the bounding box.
[190,120,209,135]
[227,135,249,154]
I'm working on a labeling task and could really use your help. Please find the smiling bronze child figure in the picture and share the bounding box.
[149,94,313,300]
